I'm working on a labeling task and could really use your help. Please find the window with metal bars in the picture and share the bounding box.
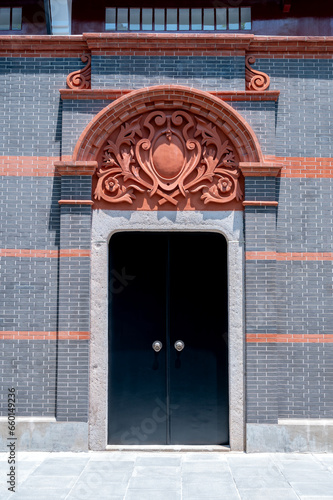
[0,7,22,31]
[105,7,251,32]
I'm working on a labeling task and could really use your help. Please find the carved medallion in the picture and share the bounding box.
[93,110,243,208]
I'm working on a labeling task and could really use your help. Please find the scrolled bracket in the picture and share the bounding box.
[245,55,270,91]
[66,54,91,90]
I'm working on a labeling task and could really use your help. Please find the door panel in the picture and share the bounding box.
[169,233,229,445]
[108,232,168,444]
[108,232,229,445]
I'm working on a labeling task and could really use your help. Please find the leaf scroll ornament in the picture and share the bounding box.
[94,110,243,206]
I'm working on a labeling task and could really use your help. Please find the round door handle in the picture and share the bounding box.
[174,340,185,352]
[152,341,163,352]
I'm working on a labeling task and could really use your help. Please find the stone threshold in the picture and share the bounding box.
[105,445,230,452]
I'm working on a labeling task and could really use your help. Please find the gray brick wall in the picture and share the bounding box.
[0,340,56,416]
[277,178,333,252]
[278,343,333,419]
[0,257,58,331]
[56,340,89,422]
[58,257,90,332]
[245,207,277,252]
[230,102,276,156]
[253,58,333,158]
[245,177,277,202]
[0,177,60,250]
[60,176,93,202]
[246,343,278,423]
[62,99,111,156]
[277,260,333,336]
[91,55,244,91]
[245,260,277,335]
[0,57,83,156]
[0,339,89,421]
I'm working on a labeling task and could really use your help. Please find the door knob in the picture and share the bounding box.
[152,341,163,352]
[174,340,185,352]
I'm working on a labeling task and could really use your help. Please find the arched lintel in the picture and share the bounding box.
[72,85,269,167]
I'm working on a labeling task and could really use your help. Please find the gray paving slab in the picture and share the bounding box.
[238,488,300,500]
[1,451,333,499]
[128,476,181,490]
[125,491,181,500]
[135,456,182,466]
[183,481,240,499]
[291,479,333,497]
[230,464,290,489]
[133,465,181,478]
[69,480,129,498]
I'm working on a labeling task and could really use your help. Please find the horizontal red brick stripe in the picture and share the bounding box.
[243,201,278,206]
[247,334,333,343]
[0,156,60,176]
[275,157,333,178]
[0,249,90,258]
[246,251,333,261]
[58,200,94,205]
[2,156,332,179]
[0,331,90,340]
[59,89,280,102]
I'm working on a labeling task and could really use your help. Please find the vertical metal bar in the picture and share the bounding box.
[165,233,171,444]
[44,0,52,34]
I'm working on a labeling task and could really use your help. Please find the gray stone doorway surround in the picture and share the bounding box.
[89,210,245,451]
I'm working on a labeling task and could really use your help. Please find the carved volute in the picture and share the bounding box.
[93,109,244,210]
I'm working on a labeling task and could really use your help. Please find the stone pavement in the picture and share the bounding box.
[1,451,333,500]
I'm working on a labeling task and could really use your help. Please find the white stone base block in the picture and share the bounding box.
[0,418,88,451]
[247,422,333,452]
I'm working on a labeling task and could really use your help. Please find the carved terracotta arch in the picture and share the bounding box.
[67,85,280,210]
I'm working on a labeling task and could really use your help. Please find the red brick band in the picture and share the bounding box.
[0,156,60,176]
[58,200,94,205]
[0,249,90,258]
[246,252,333,261]
[276,157,333,178]
[0,331,90,340]
[2,156,332,178]
[59,89,280,102]
[243,201,278,206]
[247,334,333,343]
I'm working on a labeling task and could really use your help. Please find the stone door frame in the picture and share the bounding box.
[89,210,245,450]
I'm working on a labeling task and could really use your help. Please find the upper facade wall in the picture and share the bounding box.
[71,0,333,36]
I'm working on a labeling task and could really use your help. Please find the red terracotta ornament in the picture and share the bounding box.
[66,54,91,90]
[245,55,270,91]
[94,110,243,207]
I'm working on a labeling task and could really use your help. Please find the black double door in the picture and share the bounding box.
[108,232,229,445]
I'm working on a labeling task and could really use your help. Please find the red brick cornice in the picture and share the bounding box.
[239,162,283,177]
[54,161,97,176]
[0,34,332,58]
[83,33,253,56]
[59,88,280,102]
[0,35,86,57]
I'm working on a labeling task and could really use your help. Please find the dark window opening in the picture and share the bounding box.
[105,7,251,32]
[0,7,22,31]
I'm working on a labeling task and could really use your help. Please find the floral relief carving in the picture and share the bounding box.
[245,55,270,91]
[66,54,91,90]
[93,110,243,208]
